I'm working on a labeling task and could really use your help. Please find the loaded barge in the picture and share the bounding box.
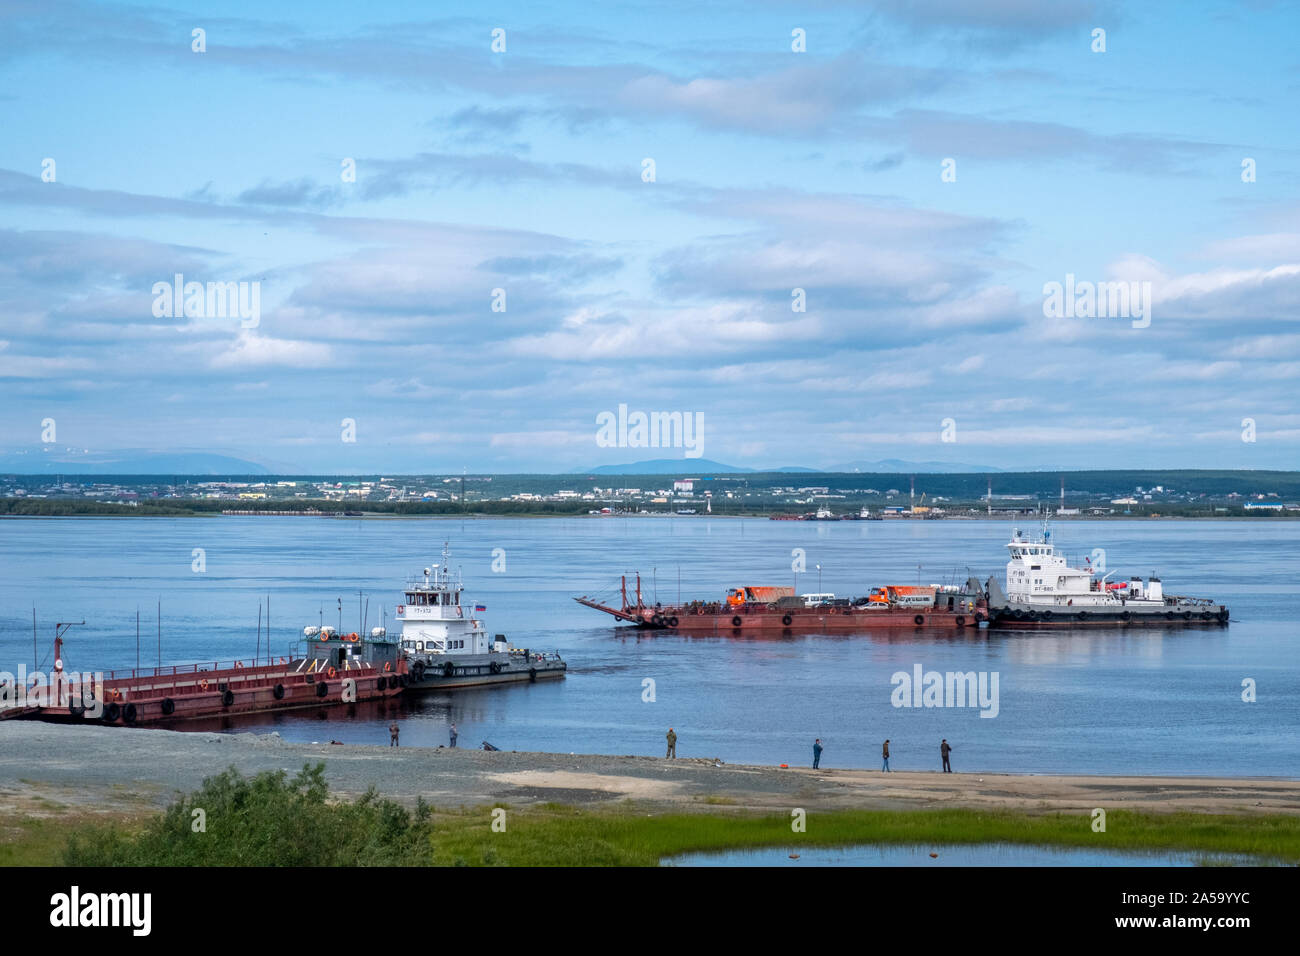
[575,575,982,633]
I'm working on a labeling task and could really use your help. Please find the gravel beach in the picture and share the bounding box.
[3,722,1298,817]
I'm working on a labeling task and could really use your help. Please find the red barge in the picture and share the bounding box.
[5,627,407,727]
[575,574,984,633]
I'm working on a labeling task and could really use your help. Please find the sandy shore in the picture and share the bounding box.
[3,722,1298,818]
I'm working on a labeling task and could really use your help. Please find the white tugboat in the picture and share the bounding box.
[981,521,1229,627]
[396,545,566,689]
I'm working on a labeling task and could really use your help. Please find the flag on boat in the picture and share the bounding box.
[475,604,486,612]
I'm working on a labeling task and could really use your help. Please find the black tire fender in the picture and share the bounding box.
[782,614,793,626]
[316,681,328,698]
[913,614,925,626]
[443,661,455,679]
[528,667,538,683]
[160,697,176,716]
[731,616,743,628]
[222,689,235,707]
[272,684,285,700]
[122,702,138,724]
[668,616,679,628]
[103,701,120,723]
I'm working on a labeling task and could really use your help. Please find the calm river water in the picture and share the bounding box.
[1,516,1295,777]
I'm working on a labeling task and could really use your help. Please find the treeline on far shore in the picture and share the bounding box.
[0,496,1295,519]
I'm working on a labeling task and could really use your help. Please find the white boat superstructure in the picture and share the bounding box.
[1003,522,1163,610]
[395,545,497,658]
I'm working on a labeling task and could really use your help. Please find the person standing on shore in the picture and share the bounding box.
[941,739,952,772]
[449,723,458,749]
[389,721,399,747]
[882,739,891,772]
[813,738,823,769]
[666,727,677,758]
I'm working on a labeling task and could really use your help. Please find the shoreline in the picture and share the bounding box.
[3,723,1297,818]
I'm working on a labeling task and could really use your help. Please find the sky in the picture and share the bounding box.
[1,0,1298,473]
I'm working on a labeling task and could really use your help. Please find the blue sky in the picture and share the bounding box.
[1,0,1298,472]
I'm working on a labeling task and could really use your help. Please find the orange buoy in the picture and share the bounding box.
[326,666,337,678]
[779,763,789,769]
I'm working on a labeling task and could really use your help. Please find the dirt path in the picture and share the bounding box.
[3,722,1298,817]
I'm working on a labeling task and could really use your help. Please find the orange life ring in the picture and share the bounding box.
[348,632,359,642]
[111,689,122,702]
[383,661,392,672]
[234,661,244,669]
[200,679,209,691]
[320,634,329,642]
[279,657,286,665]
[326,666,337,678]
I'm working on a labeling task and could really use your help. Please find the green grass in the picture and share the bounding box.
[7,764,1296,867]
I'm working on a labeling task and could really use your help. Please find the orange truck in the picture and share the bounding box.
[867,586,937,607]
[726,586,796,607]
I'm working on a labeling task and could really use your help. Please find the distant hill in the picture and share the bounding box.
[0,449,272,475]
[587,458,754,475]
[827,459,1001,474]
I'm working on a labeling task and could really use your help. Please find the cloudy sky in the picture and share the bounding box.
[2,0,1298,473]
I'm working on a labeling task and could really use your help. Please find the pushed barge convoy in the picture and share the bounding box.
[576,523,1229,632]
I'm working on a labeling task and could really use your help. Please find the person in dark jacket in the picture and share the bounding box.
[941,738,952,772]
[389,721,400,747]
[666,727,677,758]
[449,723,458,748]
[882,739,891,772]
[813,738,823,769]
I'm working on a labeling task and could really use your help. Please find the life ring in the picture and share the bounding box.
[913,614,925,626]
[397,605,405,614]
[222,689,234,707]
[348,633,359,642]
[316,681,328,697]
[234,661,244,669]
[160,698,175,716]
[383,661,392,673]
[200,679,209,692]
[272,684,285,700]
[325,666,336,678]
[111,689,122,702]
[320,634,329,642]
[731,616,743,628]
[954,615,965,627]
[782,614,793,626]
[668,616,679,628]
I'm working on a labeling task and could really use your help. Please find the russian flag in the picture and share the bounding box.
[475,604,486,612]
